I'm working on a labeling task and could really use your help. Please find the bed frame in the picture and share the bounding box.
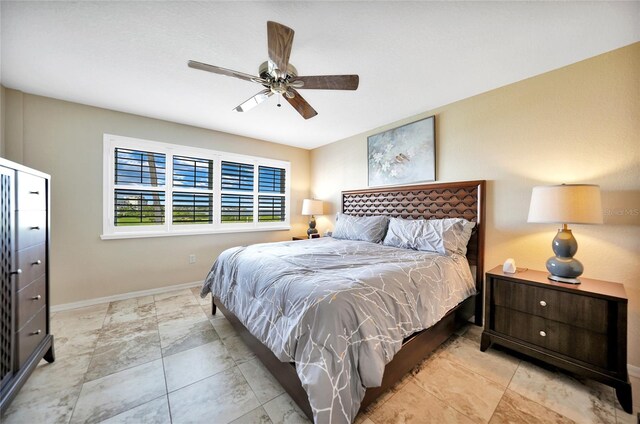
[212,180,486,420]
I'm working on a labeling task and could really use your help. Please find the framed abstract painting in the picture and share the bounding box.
[367,115,435,187]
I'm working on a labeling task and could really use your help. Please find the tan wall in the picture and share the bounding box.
[3,90,310,305]
[311,43,640,366]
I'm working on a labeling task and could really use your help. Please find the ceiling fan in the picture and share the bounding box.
[188,21,359,120]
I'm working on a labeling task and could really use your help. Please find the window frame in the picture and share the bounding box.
[102,134,291,240]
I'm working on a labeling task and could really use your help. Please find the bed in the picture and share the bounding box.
[202,180,485,423]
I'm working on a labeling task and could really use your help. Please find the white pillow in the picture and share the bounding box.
[332,213,389,243]
[383,217,475,256]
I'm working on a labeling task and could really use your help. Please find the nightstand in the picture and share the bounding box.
[292,235,321,241]
[481,266,633,413]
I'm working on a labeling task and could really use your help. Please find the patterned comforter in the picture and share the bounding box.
[201,237,475,423]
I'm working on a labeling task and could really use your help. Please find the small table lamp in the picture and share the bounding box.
[302,199,323,236]
[527,184,602,284]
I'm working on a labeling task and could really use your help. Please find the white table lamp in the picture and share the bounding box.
[527,184,602,284]
[302,199,323,236]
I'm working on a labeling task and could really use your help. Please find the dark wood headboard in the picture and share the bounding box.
[342,180,486,321]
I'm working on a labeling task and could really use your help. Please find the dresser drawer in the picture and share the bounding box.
[16,210,46,250]
[16,173,46,211]
[494,306,608,368]
[16,242,46,291]
[492,278,608,332]
[16,306,47,368]
[16,275,46,332]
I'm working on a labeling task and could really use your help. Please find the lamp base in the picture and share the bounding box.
[307,215,318,236]
[547,274,581,284]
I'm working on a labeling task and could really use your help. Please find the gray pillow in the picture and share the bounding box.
[332,214,389,243]
[383,217,475,256]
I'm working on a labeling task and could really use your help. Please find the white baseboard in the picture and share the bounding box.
[629,363,640,379]
[51,280,204,312]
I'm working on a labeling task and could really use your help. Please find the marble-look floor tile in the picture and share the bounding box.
[154,291,200,316]
[54,327,102,357]
[156,303,208,324]
[153,288,194,301]
[98,396,170,424]
[370,379,475,424]
[222,334,257,364]
[489,389,575,424]
[164,339,235,392]
[457,323,483,345]
[3,354,92,424]
[238,357,285,403]
[439,336,519,387]
[158,315,219,356]
[355,416,375,424]
[263,392,311,424]
[362,372,414,415]
[615,405,639,424]
[413,354,505,422]
[211,316,238,340]
[230,406,273,424]
[70,359,166,424]
[508,361,616,424]
[103,296,156,325]
[168,366,260,424]
[190,286,212,306]
[85,330,162,382]
[211,317,256,363]
[52,303,109,336]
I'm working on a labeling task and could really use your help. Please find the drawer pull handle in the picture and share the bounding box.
[10,269,22,275]
[30,330,42,335]
[30,226,40,230]
[539,330,547,337]
[32,295,42,301]
[32,259,42,266]
[539,300,547,307]
[29,191,40,195]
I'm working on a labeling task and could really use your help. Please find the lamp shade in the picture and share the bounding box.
[302,199,323,216]
[527,184,603,224]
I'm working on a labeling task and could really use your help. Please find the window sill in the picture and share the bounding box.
[101,225,292,240]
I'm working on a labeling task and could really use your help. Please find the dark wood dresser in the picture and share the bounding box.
[481,266,632,413]
[0,157,54,415]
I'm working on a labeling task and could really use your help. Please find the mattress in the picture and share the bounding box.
[201,237,475,424]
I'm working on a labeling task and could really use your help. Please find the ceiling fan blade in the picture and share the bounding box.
[267,21,294,72]
[188,60,267,84]
[234,89,273,112]
[291,75,359,90]
[285,89,318,120]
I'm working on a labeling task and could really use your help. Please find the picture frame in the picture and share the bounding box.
[367,115,435,187]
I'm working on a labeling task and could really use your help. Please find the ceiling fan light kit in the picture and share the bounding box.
[188,21,359,119]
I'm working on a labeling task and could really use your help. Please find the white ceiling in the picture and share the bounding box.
[1,2,638,150]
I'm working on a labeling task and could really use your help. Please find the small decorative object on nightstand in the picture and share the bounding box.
[481,266,633,414]
[302,199,323,236]
[527,184,602,284]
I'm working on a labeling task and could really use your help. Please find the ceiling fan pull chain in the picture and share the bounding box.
[277,94,282,107]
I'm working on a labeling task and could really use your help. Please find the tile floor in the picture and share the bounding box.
[2,287,638,424]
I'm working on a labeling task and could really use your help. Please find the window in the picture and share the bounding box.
[103,134,290,239]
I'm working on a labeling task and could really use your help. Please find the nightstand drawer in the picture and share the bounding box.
[494,306,608,368]
[492,278,608,332]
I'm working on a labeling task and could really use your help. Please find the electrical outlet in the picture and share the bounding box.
[189,254,196,264]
